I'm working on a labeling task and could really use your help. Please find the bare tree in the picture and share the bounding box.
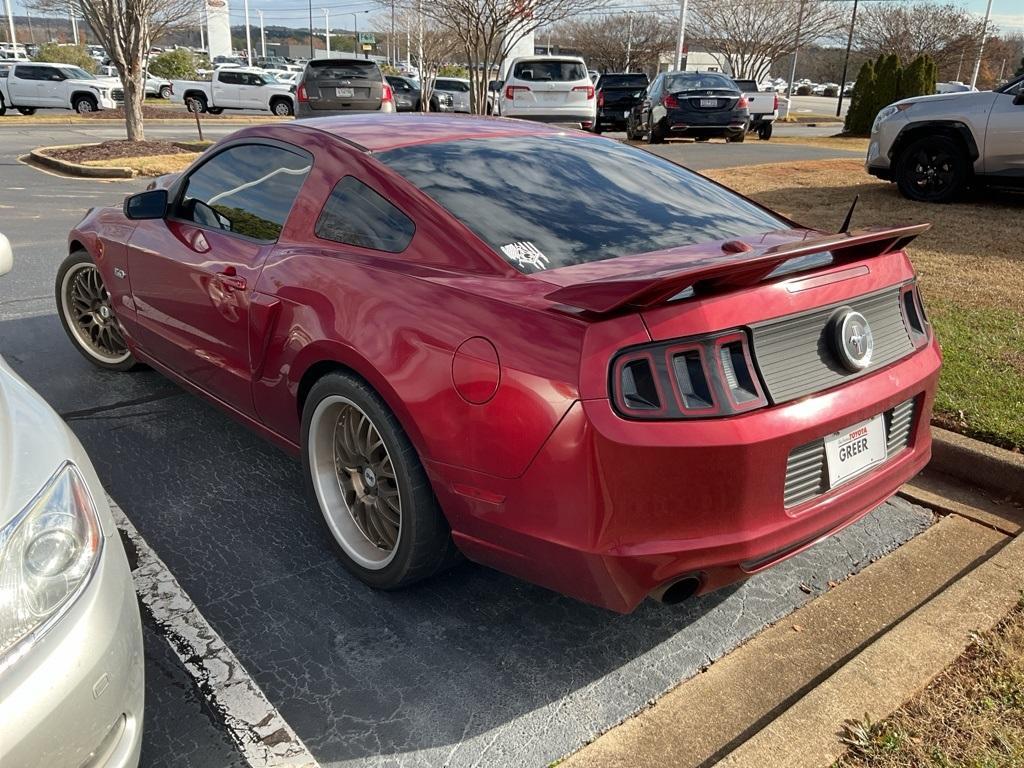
[407,0,605,114]
[552,13,674,74]
[27,0,198,140]
[688,0,845,81]
[374,7,457,110]
[854,2,990,79]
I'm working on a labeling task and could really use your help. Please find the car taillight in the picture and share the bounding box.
[663,93,679,108]
[506,84,530,100]
[296,83,308,102]
[598,91,604,107]
[773,93,779,110]
[899,281,931,349]
[737,95,749,109]
[573,85,594,99]
[382,83,393,103]
[611,330,768,420]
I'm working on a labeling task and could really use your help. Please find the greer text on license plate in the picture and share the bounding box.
[823,415,887,488]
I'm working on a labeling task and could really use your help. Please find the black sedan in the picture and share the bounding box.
[626,71,749,144]
[386,75,453,113]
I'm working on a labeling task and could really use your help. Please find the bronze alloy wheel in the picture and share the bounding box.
[59,262,131,365]
[308,395,403,569]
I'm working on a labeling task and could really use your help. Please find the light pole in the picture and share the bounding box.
[352,13,358,56]
[199,2,205,54]
[673,0,688,71]
[243,0,253,63]
[625,11,634,73]
[308,0,314,58]
[4,0,15,47]
[258,10,266,58]
[69,1,79,45]
[324,9,330,56]
[836,0,859,117]
[969,0,993,89]
[786,0,807,100]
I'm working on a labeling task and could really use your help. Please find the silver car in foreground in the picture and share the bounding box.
[0,233,144,768]
[866,73,1024,202]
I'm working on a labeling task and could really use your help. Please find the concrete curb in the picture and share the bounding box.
[30,144,134,178]
[930,426,1024,501]
[716,531,1024,768]
[1,116,288,126]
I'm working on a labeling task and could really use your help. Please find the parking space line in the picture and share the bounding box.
[108,497,321,768]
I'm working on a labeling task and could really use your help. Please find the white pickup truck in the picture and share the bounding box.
[0,62,122,115]
[733,79,778,140]
[171,68,296,116]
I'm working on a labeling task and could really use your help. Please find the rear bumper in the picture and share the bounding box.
[430,339,940,613]
[501,106,597,125]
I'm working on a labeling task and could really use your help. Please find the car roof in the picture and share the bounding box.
[291,113,573,153]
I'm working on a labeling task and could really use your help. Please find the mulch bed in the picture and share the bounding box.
[76,105,255,120]
[49,140,192,163]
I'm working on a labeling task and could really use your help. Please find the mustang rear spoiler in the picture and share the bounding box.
[543,224,930,315]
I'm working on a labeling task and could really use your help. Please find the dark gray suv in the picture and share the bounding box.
[296,58,395,117]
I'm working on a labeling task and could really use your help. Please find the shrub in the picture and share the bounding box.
[796,84,812,95]
[148,49,199,80]
[844,59,876,135]
[33,43,95,72]
[823,86,838,97]
[380,63,401,76]
[438,64,469,78]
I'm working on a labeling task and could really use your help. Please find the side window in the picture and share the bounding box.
[175,144,312,242]
[220,71,240,85]
[245,74,263,86]
[14,65,38,80]
[315,176,415,253]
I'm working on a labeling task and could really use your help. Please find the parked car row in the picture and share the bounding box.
[0,62,124,115]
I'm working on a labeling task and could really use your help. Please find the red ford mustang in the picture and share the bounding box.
[58,115,940,612]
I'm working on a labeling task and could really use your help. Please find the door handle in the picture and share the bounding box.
[215,270,247,292]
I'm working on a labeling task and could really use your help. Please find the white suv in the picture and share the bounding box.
[498,56,596,128]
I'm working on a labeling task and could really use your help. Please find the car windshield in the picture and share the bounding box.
[666,73,737,92]
[378,135,787,273]
[733,80,758,91]
[308,60,379,79]
[260,73,280,84]
[61,67,95,80]
[512,60,586,82]
[436,79,470,92]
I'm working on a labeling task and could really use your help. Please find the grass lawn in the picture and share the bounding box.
[835,599,1024,768]
[703,158,1024,451]
[770,135,870,153]
[82,152,202,176]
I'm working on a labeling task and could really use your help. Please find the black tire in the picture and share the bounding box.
[301,371,458,590]
[625,114,639,140]
[55,250,138,372]
[758,122,773,140]
[186,95,208,114]
[647,117,665,144]
[727,131,746,143]
[694,136,710,142]
[73,95,98,114]
[16,107,36,116]
[0,97,6,117]
[207,107,224,115]
[159,85,172,99]
[590,122,602,134]
[270,98,293,117]
[895,135,967,203]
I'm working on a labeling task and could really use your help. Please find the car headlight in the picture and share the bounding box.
[871,102,912,133]
[0,464,103,667]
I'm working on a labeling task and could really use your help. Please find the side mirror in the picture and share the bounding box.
[0,232,12,277]
[124,188,168,220]
[1014,91,1024,106]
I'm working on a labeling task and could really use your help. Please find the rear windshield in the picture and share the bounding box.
[598,74,649,88]
[666,72,738,92]
[378,135,786,273]
[733,79,758,91]
[436,79,470,92]
[307,60,380,80]
[512,60,586,82]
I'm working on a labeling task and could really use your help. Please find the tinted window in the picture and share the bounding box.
[436,79,470,92]
[597,74,649,88]
[379,136,785,273]
[512,60,586,82]
[14,65,42,80]
[219,71,242,84]
[60,66,94,80]
[315,176,415,253]
[307,60,380,80]
[733,80,758,91]
[176,144,312,242]
[666,72,738,92]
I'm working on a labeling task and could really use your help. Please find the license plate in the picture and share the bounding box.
[335,87,354,98]
[823,415,887,488]
[624,110,630,118]
[700,98,718,108]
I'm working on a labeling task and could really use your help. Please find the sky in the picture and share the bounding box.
[8,0,1024,36]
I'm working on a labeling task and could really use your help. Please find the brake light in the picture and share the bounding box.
[663,93,679,108]
[611,330,767,420]
[773,93,779,111]
[737,95,749,109]
[573,85,595,99]
[382,83,393,103]
[296,83,308,102]
[598,91,604,107]
[505,84,530,100]
[899,281,932,349]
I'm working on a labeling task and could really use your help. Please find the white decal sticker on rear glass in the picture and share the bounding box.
[500,241,550,271]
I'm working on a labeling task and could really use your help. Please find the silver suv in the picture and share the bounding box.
[866,73,1024,202]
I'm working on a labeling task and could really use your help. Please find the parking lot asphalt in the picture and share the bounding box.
[0,122,923,768]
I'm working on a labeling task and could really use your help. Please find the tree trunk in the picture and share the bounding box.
[122,74,146,142]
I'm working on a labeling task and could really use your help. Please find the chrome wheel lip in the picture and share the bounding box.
[60,262,131,365]
[308,395,402,570]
